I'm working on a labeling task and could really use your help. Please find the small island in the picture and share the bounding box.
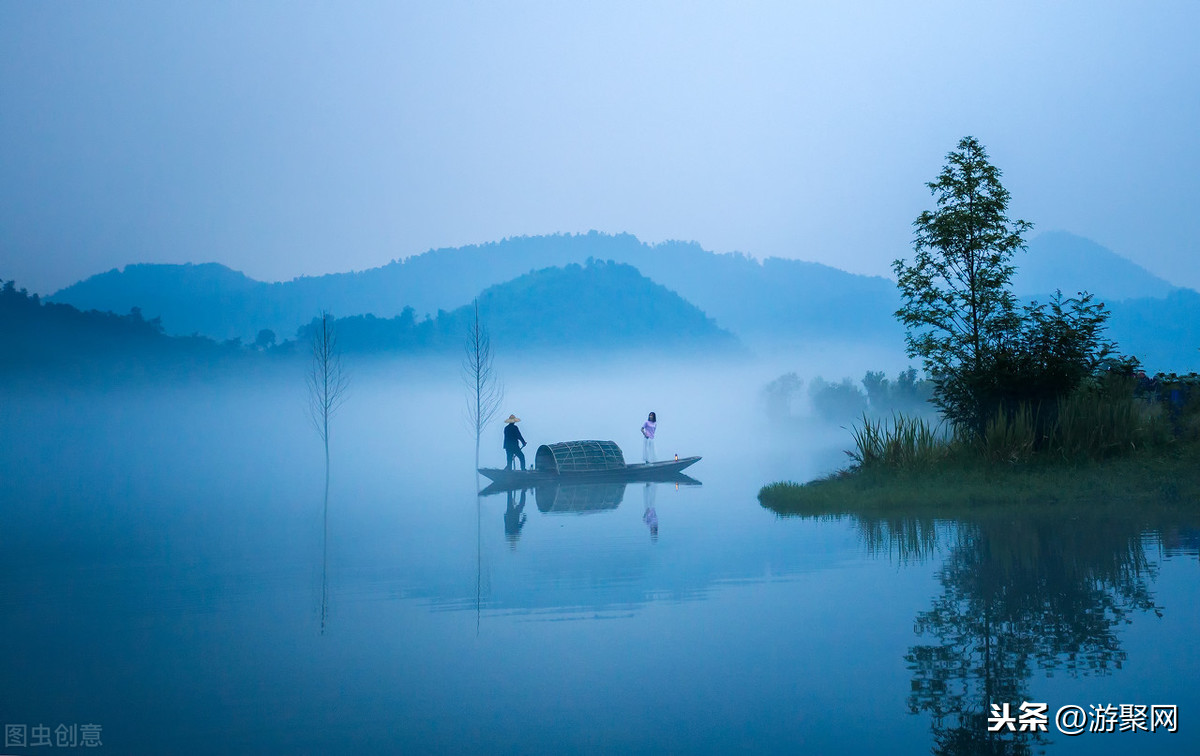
[760,137,1200,516]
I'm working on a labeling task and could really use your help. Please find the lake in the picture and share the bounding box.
[2,360,1197,754]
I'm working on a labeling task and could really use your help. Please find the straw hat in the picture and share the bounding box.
[505,414,521,424]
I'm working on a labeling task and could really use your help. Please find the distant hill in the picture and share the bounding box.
[296,260,740,355]
[1014,231,1177,301]
[50,262,280,342]
[45,230,1198,370]
[0,279,232,380]
[51,233,901,345]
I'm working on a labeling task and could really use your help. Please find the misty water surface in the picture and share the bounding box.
[1,358,1196,754]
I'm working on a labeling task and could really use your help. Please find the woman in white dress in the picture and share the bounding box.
[640,411,657,463]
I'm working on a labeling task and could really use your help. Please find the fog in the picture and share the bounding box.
[5,345,1200,754]
[2,351,913,753]
[1,346,900,594]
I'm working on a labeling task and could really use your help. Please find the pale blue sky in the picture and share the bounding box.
[2,1,1197,295]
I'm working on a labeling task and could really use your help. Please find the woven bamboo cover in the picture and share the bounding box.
[534,440,626,472]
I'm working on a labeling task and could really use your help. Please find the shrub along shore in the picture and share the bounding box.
[759,375,1200,516]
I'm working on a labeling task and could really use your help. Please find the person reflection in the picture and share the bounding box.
[642,483,658,543]
[504,489,527,549]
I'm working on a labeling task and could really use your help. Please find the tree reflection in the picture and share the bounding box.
[761,483,1200,753]
[905,514,1156,755]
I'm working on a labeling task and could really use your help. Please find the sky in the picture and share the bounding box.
[2,0,1198,296]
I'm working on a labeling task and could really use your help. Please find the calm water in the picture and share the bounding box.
[2,365,1197,755]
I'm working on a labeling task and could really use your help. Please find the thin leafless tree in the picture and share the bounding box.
[306,310,349,632]
[307,311,351,480]
[462,298,503,469]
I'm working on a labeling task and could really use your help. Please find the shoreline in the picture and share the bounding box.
[758,441,1200,518]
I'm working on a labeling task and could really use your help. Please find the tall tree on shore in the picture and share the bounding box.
[462,298,503,469]
[893,136,1033,433]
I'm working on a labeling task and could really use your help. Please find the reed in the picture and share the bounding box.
[843,385,1175,471]
[847,412,952,471]
[977,403,1037,464]
[1049,387,1167,459]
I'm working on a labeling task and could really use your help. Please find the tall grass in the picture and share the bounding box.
[1050,387,1169,459]
[847,387,1175,471]
[847,413,952,470]
[977,403,1037,464]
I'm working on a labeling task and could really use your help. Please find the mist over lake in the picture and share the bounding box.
[2,349,1197,754]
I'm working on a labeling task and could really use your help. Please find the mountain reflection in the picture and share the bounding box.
[766,498,1199,755]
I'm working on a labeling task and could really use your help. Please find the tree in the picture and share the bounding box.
[306,311,350,488]
[894,136,1033,433]
[1001,291,1113,412]
[306,311,348,632]
[762,372,803,419]
[255,328,276,350]
[462,298,503,469]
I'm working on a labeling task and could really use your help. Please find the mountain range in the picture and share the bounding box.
[50,232,902,345]
[27,231,1200,372]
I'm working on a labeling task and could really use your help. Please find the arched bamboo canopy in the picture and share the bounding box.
[534,440,626,473]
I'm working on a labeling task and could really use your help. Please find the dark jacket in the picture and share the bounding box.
[503,423,526,451]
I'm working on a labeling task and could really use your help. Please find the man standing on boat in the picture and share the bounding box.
[503,414,527,471]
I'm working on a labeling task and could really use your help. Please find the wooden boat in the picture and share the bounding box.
[478,440,700,488]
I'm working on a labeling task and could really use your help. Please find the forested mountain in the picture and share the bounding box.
[51,233,901,344]
[41,230,1199,371]
[294,260,739,354]
[49,262,281,342]
[3,261,735,379]
[0,279,231,379]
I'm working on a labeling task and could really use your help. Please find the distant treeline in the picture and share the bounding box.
[763,368,936,422]
[47,231,1200,371]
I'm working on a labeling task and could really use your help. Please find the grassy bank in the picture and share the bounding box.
[760,439,1200,518]
[761,377,1200,517]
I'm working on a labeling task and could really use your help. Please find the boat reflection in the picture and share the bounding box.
[479,472,701,515]
[534,480,627,513]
